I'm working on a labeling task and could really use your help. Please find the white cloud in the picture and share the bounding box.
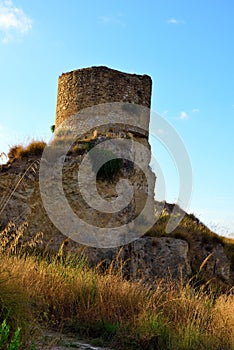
[0,0,32,43]
[167,18,185,25]
[179,111,189,120]
[192,108,200,113]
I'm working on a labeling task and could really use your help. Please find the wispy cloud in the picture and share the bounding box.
[0,0,32,43]
[99,16,111,24]
[167,18,185,25]
[179,111,189,120]
[156,128,166,135]
[192,108,200,113]
[99,14,124,26]
[161,110,169,117]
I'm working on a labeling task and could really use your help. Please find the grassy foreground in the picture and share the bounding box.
[0,224,233,349]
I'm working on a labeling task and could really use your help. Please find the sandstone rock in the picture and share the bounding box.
[82,236,191,282]
[127,236,191,280]
[191,239,231,283]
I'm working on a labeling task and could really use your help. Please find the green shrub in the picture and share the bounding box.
[50,125,55,133]
[89,148,122,181]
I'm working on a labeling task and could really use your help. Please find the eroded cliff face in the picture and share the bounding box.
[0,153,233,287]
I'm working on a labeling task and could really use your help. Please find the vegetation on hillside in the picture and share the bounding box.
[146,204,234,268]
[0,222,233,350]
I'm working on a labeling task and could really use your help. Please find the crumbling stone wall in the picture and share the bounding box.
[55,66,152,131]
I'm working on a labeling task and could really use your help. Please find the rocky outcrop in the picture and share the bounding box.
[189,237,231,283]
[82,236,191,282]
[0,156,233,286]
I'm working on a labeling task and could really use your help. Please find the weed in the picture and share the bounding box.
[0,319,21,350]
[0,319,35,350]
[50,125,55,133]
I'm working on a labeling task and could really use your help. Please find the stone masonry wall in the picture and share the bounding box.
[55,66,152,131]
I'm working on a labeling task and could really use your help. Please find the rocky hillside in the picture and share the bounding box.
[0,150,234,288]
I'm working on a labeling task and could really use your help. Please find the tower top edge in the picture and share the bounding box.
[59,66,152,81]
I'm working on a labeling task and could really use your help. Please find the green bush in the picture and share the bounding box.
[50,125,55,133]
[89,148,122,181]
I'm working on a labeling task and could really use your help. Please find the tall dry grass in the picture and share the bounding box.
[0,223,233,349]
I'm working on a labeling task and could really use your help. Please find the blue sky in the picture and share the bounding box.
[0,0,233,237]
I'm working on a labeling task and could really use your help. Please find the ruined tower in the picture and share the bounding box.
[51,66,155,247]
[55,66,152,130]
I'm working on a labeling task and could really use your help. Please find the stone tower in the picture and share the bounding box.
[51,66,155,247]
[55,66,152,132]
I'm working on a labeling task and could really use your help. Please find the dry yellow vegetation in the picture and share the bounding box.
[0,222,233,349]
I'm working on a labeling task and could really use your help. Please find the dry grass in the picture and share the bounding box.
[0,223,233,349]
[7,144,25,160]
[7,140,46,161]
